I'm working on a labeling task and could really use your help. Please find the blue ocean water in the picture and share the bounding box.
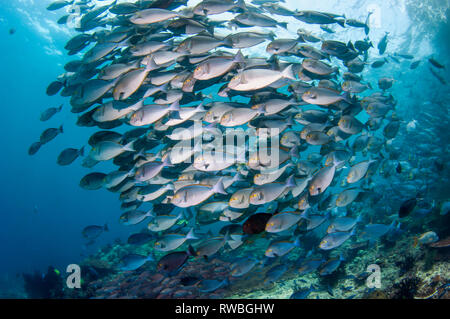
[0,0,448,299]
[0,1,132,277]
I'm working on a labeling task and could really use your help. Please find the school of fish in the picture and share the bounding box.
[28,0,449,296]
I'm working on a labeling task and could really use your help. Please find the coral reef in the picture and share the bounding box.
[19,208,449,300]
[86,257,232,299]
[390,276,421,299]
[395,254,416,276]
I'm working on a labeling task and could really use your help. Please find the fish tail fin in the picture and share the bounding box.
[186,227,198,240]
[235,0,247,11]
[79,146,85,157]
[356,214,363,223]
[204,122,217,132]
[279,22,288,29]
[285,175,296,188]
[268,31,276,41]
[300,209,309,219]
[163,154,173,167]
[232,172,245,183]
[130,99,144,111]
[195,102,206,113]
[233,49,245,63]
[336,19,346,28]
[122,140,135,152]
[388,220,396,232]
[281,64,296,80]
[173,208,183,220]
[222,34,233,47]
[286,115,295,126]
[347,41,355,51]
[341,91,352,103]
[59,125,64,133]
[132,149,145,161]
[168,100,180,112]
[212,178,227,195]
[223,231,231,243]
[145,57,159,71]
[297,34,305,42]
[193,141,203,153]
[158,82,169,94]
[289,145,300,158]
[58,104,63,111]
[171,111,182,120]
[146,208,155,218]
[104,224,109,232]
